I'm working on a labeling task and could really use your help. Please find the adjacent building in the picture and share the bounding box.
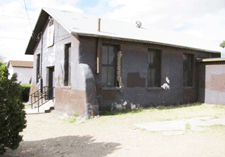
[8,60,33,84]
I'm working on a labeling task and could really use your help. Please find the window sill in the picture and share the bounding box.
[146,87,162,90]
[101,87,122,91]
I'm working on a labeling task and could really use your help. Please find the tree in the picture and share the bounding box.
[220,41,225,48]
[0,62,26,155]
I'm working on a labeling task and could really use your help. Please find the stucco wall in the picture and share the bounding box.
[8,64,32,84]
[198,62,225,105]
[79,36,220,110]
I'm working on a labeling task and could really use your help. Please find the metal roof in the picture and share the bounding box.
[25,8,221,55]
[8,60,33,68]
[197,58,225,63]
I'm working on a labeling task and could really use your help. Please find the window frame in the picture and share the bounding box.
[147,49,161,88]
[64,43,71,86]
[183,53,194,87]
[101,44,118,88]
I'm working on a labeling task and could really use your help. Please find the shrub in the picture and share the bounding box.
[0,62,26,155]
[20,84,31,102]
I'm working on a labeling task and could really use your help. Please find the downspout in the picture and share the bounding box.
[96,18,101,74]
[40,32,43,93]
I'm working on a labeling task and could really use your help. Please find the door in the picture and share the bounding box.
[48,67,55,100]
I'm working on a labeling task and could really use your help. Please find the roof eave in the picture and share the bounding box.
[25,9,49,55]
[197,58,225,63]
[76,32,221,54]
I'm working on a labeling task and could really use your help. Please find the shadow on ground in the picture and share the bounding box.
[3,135,120,157]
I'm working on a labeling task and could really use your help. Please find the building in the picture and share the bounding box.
[25,8,221,118]
[198,58,225,105]
[8,60,33,84]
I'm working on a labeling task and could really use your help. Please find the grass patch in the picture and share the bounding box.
[96,103,225,127]
[185,123,191,130]
[209,125,225,130]
[99,108,143,116]
[23,103,31,109]
[64,117,77,123]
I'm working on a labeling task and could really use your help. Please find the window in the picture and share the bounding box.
[101,45,118,87]
[64,43,71,86]
[147,49,160,87]
[183,53,193,87]
[36,54,40,83]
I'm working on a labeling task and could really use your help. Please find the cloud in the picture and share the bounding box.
[0,0,83,61]
[31,0,82,13]
[106,0,225,56]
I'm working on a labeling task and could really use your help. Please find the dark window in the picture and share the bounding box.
[183,53,193,87]
[147,49,160,87]
[64,43,71,86]
[101,45,117,87]
[36,54,40,83]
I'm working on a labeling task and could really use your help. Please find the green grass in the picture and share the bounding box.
[209,125,225,130]
[23,103,31,109]
[64,117,77,123]
[20,84,31,87]
[97,103,225,126]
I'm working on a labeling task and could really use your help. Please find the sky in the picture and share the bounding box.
[0,0,225,62]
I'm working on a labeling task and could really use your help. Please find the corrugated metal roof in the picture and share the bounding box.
[25,8,221,55]
[9,60,33,68]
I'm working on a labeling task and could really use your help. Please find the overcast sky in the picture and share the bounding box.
[0,0,225,62]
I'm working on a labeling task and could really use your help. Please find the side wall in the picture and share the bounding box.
[10,67,32,84]
[79,36,220,110]
[198,62,225,105]
[29,19,92,117]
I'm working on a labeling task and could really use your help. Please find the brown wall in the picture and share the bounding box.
[55,87,86,116]
[79,36,220,110]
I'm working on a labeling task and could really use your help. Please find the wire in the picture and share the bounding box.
[0,36,29,40]
[0,14,36,20]
[23,0,33,31]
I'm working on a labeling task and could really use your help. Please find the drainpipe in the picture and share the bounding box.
[98,18,101,32]
[96,18,101,74]
[40,32,43,93]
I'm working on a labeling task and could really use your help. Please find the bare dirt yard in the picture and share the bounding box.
[3,104,225,157]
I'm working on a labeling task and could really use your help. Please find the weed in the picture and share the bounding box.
[185,123,191,130]
[73,113,79,117]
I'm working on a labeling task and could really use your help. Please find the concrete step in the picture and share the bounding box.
[25,101,55,114]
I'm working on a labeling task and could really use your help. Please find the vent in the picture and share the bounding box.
[136,21,142,28]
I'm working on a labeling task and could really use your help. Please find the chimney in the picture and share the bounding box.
[98,18,101,32]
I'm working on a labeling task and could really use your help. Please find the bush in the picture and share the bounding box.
[0,62,26,155]
[20,84,31,102]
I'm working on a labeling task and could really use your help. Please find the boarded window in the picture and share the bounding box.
[147,49,160,87]
[183,53,193,87]
[36,54,40,83]
[64,43,71,86]
[101,45,118,87]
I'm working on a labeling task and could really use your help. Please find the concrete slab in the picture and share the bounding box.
[135,116,225,136]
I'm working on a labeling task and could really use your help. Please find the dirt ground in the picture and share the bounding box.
[3,109,225,157]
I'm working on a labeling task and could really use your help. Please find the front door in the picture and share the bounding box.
[48,67,55,100]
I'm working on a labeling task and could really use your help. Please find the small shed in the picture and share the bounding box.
[198,58,225,105]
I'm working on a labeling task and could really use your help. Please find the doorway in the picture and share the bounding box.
[47,66,55,100]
